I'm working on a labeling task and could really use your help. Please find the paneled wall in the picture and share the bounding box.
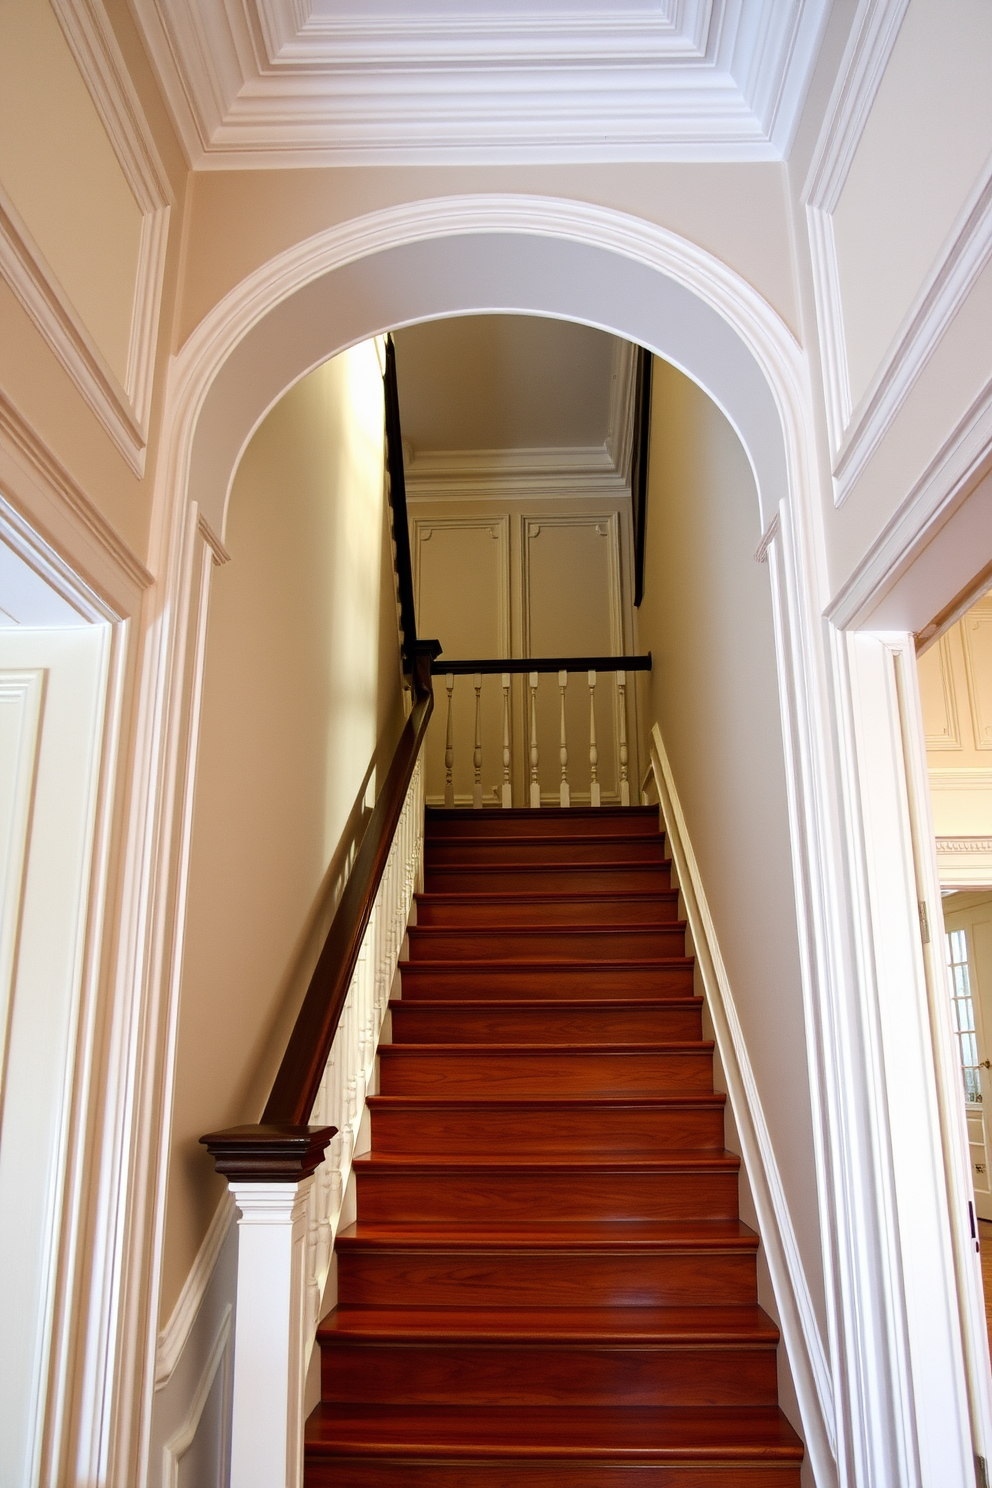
[410,496,637,806]
[918,593,992,882]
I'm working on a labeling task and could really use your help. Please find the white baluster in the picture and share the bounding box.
[558,669,570,808]
[473,672,483,808]
[617,669,630,806]
[501,672,512,808]
[529,671,540,808]
[588,670,601,808]
[444,673,455,807]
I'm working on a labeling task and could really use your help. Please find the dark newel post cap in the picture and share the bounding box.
[406,638,442,696]
[200,1123,336,1183]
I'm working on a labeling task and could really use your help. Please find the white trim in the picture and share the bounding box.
[155,1192,236,1390]
[648,721,837,1483]
[937,838,992,891]
[405,444,630,502]
[161,1306,233,1488]
[129,0,829,167]
[824,374,992,629]
[929,770,992,794]
[0,0,174,476]
[754,511,780,564]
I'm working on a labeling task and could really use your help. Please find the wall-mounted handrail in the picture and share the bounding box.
[383,333,418,662]
[435,653,651,676]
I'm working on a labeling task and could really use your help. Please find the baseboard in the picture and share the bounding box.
[649,723,838,1488]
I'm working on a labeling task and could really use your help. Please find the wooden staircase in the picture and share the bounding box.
[305,805,804,1485]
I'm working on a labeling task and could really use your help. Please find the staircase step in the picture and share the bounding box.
[426,806,661,839]
[318,1305,779,1408]
[304,1404,804,1486]
[335,1218,758,1307]
[366,1094,726,1155]
[398,960,695,999]
[352,1153,741,1223]
[425,862,672,894]
[388,999,702,1044]
[378,1042,715,1096]
[406,925,687,962]
[426,836,669,867]
[414,889,680,926]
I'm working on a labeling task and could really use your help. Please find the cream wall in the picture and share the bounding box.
[635,358,826,1333]
[175,162,800,349]
[159,344,405,1319]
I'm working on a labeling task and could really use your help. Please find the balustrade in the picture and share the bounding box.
[433,654,650,808]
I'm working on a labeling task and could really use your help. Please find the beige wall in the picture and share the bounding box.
[159,343,405,1319]
[0,0,186,564]
[787,0,992,611]
[635,358,826,1331]
[832,0,992,408]
[176,162,800,348]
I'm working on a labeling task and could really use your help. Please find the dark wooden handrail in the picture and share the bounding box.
[433,654,651,676]
[383,334,418,662]
[259,644,438,1128]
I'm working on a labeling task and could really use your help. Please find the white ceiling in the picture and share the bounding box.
[393,316,619,456]
[130,0,833,166]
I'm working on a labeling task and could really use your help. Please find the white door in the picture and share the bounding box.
[943,893,992,1220]
[0,624,109,1487]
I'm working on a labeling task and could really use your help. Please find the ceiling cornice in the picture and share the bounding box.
[404,444,631,502]
[128,0,831,167]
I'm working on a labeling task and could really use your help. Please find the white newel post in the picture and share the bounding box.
[201,1127,335,1488]
[229,1180,312,1488]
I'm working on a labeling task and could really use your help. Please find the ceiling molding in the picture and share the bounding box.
[129,0,830,167]
[404,444,632,502]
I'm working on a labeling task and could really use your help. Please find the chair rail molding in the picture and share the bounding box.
[120,189,985,1488]
[648,722,838,1488]
[155,1191,236,1389]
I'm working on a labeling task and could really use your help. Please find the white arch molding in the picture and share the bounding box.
[114,195,980,1488]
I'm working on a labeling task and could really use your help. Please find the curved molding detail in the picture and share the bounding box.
[164,194,811,548]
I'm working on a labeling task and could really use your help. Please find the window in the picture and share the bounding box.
[947,927,981,1102]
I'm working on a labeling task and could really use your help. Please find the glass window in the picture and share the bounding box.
[947,927,982,1102]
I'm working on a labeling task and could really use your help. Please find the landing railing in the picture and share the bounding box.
[434,654,651,809]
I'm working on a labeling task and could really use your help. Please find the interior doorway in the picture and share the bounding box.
[918,586,992,1357]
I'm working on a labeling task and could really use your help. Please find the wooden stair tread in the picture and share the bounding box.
[415,890,678,903]
[354,1150,740,1170]
[305,1403,804,1461]
[379,1041,714,1055]
[409,923,686,935]
[389,998,701,1011]
[335,1218,758,1249]
[401,957,693,969]
[319,1304,779,1344]
[368,1091,723,1106]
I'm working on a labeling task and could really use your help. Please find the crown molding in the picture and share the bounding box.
[404,444,632,502]
[129,0,830,166]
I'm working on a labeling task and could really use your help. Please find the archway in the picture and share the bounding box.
[138,195,979,1488]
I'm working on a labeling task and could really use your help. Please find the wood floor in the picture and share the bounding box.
[305,805,804,1485]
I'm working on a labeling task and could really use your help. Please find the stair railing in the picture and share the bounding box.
[199,332,440,1488]
[435,654,651,809]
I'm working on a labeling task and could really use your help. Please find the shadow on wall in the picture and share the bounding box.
[161,340,406,1324]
